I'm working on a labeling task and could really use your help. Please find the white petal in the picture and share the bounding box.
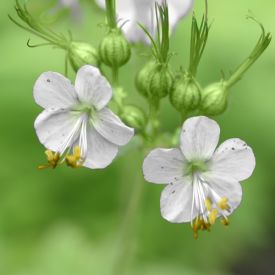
[92,108,134,146]
[203,172,243,212]
[143,148,185,184]
[95,0,105,9]
[160,179,198,223]
[33,72,77,109]
[180,116,220,161]
[34,109,78,152]
[210,138,256,181]
[168,0,194,30]
[95,0,193,44]
[83,126,118,169]
[75,65,112,110]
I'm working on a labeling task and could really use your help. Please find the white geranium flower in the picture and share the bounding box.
[143,116,255,238]
[34,65,134,169]
[96,0,194,43]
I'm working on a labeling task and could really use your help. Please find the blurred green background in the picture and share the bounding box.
[0,0,275,274]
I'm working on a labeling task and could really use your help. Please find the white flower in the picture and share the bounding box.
[34,65,134,169]
[143,116,255,238]
[96,0,194,43]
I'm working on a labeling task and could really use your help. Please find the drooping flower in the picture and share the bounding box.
[34,65,134,169]
[143,116,255,238]
[96,0,194,43]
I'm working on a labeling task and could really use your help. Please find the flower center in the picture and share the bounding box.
[72,103,96,117]
[185,160,208,175]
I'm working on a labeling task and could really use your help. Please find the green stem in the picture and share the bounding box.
[105,0,117,29]
[148,99,160,141]
[112,66,119,86]
[112,161,145,275]
[64,53,69,77]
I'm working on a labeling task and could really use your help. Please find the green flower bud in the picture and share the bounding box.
[99,29,131,68]
[135,61,155,98]
[200,82,229,116]
[120,105,147,131]
[136,62,173,99]
[68,42,99,72]
[170,73,202,112]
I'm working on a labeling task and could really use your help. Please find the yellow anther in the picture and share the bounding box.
[221,217,230,226]
[209,209,219,225]
[193,231,198,240]
[218,197,230,210]
[38,150,60,169]
[205,198,212,212]
[73,146,81,159]
[65,146,83,168]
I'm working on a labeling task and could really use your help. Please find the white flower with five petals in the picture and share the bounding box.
[96,0,194,43]
[143,116,255,238]
[34,65,134,169]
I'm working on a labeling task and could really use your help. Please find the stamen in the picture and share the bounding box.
[209,209,218,225]
[221,217,230,226]
[190,176,232,239]
[205,198,212,212]
[218,197,230,210]
[38,150,60,169]
[65,146,83,168]
[38,116,88,170]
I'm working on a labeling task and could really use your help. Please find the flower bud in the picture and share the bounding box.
[136,62,173,99]
[135,61,155,98]
[68,42,99,72]
[170,73,201,112]
[200,82,229,116]
[120,105,147,131]
[98,29,131,68]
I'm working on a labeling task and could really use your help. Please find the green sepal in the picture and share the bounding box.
[170,72,202,112]
[120,105,147,131]
[200,81,228,116]
[68,42,99,71]
[98,29,131,68]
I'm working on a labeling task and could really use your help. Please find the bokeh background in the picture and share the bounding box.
[0,0,275,274]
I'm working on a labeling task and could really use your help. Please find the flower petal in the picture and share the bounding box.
[83,125,118,169]
[92,108,134,146]
[180,116,220,161]
[33,72,77,109]
[203,172,243,213]
[160,179,198,223]
[34,109,78,152]
[210,138,256,181]
[75,65,112,110]
[143,148,185,184]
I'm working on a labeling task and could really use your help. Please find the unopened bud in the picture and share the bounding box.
[68,42,99,71]
[135,61,155,98]
[200,82,229,116]
[99,29,131,68]
[120,105,147,131]
[170,73,201,112]
[136,62,173,99]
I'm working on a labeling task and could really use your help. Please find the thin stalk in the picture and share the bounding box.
[105,0,117,29]
[112,66,119,86]
[112,162,145,275]
[148,99,160,141]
